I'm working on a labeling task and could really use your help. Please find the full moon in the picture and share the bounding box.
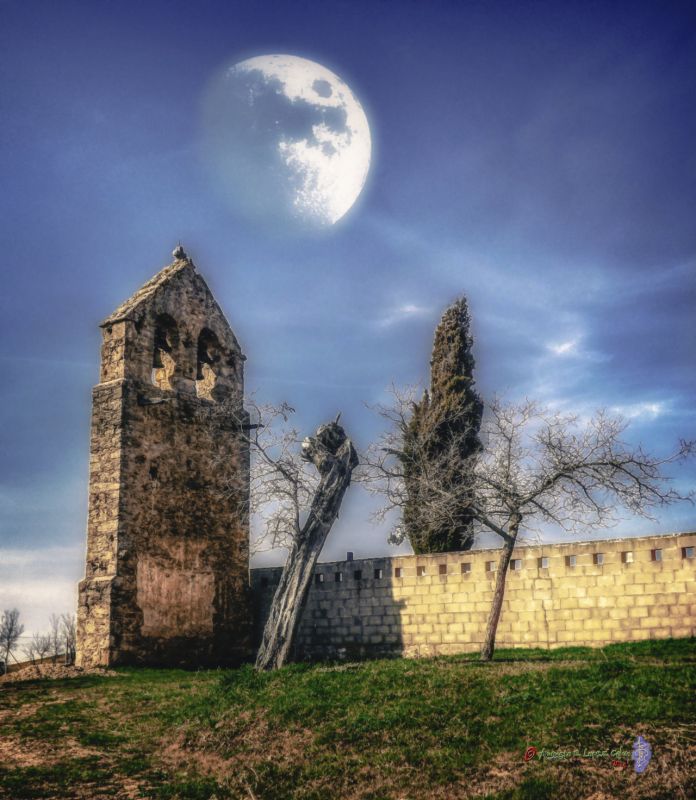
[202,54,372,228]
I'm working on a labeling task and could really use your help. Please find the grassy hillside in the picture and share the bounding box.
[1,639,695,800]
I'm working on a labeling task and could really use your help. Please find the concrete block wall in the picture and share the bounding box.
[250,532,696,659]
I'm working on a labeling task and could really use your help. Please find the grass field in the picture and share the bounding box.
[1,638,695,800]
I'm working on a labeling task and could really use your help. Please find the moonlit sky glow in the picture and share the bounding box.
[1,0,694,635]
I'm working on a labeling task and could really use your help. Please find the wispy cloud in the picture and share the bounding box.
[544,334,610,364]
[547,337,580,356]
[611,401,666,421]
[377,303,432,329]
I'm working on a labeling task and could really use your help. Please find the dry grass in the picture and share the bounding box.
[0,664,118,684]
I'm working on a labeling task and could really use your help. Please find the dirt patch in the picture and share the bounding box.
[362,729,695,800]
[160,708,316,793]
[159,721,696,800]
[477,659,586,676]
[0,707,146,800]
[398,659,587,678]
[0,664,119,683]
[464,727,696,800]
[0,731,101,769]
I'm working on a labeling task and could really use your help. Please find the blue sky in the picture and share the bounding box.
[1,0,695,635]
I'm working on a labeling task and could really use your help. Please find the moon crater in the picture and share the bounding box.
[202,54,371,228]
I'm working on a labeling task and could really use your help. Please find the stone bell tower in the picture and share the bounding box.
[76,247,251,667]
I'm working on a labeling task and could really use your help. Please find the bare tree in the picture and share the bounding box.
[0,608,24,666]
[61,614,77,666]
[23,638,37,665]
[472,398,693,659]
[24,632,52,665]
[364,392,694,660]
[22,615,76,667]
[48,613,63,664]
[245,402,323,557]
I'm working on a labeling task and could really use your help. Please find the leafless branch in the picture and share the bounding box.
[207,396,321,555]
[474,397,695,536]
[362,390,694,548]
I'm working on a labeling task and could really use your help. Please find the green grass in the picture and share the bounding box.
[1,639,695,799]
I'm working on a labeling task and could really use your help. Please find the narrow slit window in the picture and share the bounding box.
[439,564,448,576]
[621,551,634,564]
[461,562,471,574]
[511,559,522,571]
[315,573,324,584]
[417,565,427,577]
[594,553,604,566]
[486,561,497,573]
[394,567,402,579]
[374,568,383,579]
[538,557,549,569]
[651,549,662,562]
[566,555,577,568]
[683,546,695,560]
[335,572,343,583]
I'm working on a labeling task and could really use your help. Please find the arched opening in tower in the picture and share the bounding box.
[196,327,223,400]
[152,313,179,390]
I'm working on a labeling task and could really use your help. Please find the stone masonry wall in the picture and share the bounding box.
[251,532,696,660]
[77,256,251,668]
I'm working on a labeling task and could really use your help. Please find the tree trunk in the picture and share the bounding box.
[255,419,358,671]
[480,514,520,661]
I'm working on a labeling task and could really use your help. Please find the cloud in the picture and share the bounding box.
[548,338,580,356]
[0,546,82,638]
[377,304,432,329]
[611,401,665,421]
[545,334,611,364]
[0,545,81,568]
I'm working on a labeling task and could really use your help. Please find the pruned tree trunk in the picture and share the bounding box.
[255,418,358,671]
[480,514,520,661]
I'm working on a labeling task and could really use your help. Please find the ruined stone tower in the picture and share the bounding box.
[76,248,251,667]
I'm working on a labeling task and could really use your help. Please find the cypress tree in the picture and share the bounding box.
[401,297,483,553]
